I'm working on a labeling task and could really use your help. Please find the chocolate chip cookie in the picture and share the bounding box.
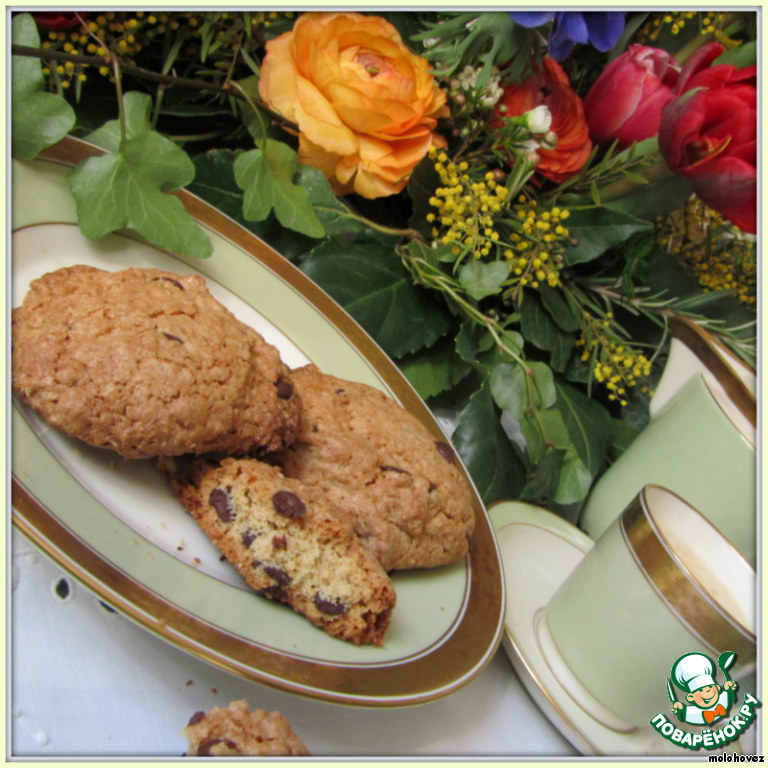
[183,701,310,756]
[161,455,396,645]
[12,266,300,458]
[276,365,475,572]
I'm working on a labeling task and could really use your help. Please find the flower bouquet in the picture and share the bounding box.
[11,9,757,518]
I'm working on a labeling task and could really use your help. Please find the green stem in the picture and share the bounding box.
[112,56,126,151]
[595,159,675,203]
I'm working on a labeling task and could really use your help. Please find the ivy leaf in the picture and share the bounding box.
[564,207,653,265]
[295,165,365,237]
[458,261,510,301]
[398,337,472,400]
[234,140,325,239]
[452,379,526,503]
[11,14,75,159]
[67,131,213,259]
[301,234,454,358]
[84,91,154,151]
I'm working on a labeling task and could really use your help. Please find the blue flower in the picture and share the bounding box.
[510,11,626,60]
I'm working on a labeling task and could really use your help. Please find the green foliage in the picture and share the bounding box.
[12,9,756,514]
[11,14,75,159]
[234,140,325,239]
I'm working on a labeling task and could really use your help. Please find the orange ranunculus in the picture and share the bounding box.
[258,11,449,199]
[493,58,591,183]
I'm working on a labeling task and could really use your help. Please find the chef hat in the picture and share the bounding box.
[672,652,716,693]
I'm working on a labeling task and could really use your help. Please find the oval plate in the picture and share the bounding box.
[11,136,504,707]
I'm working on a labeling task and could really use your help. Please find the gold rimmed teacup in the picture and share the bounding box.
[544,485,755,732]
[651,315,756,428]
[580,373,756,565]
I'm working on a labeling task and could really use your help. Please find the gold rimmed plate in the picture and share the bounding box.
[11,136,504,706]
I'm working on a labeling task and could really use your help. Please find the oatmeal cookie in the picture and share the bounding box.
[276,365,475,572]
[183,700,310,756]
[12,266,300,458]
[161,455,396,645]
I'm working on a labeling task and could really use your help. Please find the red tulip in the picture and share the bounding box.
[584,44,680,148]
[659,43,756,233]
[31,11,88,30]
[493,57,591,183]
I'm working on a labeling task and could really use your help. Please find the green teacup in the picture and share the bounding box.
[544,485,756,732]
[580,374,756,566]
[651,315,756,425]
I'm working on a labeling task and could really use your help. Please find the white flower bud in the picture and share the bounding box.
[524,105,552,134]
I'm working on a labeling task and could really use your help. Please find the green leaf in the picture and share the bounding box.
[452,379,526,503]
[518,292,576,372]
[295,165,365,237]
[564,207,653,265]
[553,381,614,476]
[714,40,756,68]
[489,362,527,420]
[458,260,509,301]
[234,140,325,239]
[527,361,556,409]
[301,234,454,358]
[553,453,593,505]
[85,91,154,152]
[67,132,212,259]
[520,449,564,503]
[398,337,472,400]
[604,174,694,220]
[538,286,581,332]
[11,14,75,159]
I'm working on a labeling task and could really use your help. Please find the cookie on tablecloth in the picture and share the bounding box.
[183,700,310,756]
[160,455,396,645]
[12,266,300,458]
[276,365,475,572]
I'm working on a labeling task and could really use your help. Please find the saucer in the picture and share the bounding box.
[488,501,756,757]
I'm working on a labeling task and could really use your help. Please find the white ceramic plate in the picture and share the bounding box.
[11,136,504,706]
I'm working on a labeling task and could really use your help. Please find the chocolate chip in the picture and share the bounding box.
[264,565,291,586]
[152,276,184,290]
[275,377,294,399]
[314,594,348,616]
[272,535,287,550]
[257,585,287,601]
[208,488,234,522]
[272,490,305,519]
[241,529,257,548]
[435,441,456,464]
[197,738,238,756]
[187,711,206,726]
[251,558,263,569]
[380,465,411,475]
[162,331,183,343]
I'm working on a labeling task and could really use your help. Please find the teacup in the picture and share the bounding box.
[579,373,756,566]
[651,315,756,425]
[543,485,756,732]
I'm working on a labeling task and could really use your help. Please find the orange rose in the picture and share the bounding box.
[493,58,591,183]
[258,11,449,199]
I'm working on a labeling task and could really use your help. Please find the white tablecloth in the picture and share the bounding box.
[11,527,575,759]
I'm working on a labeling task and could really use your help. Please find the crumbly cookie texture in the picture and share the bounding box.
[183,700,310,756]
[276,365,475,572]
[12,266,300,459]
[161,455,396,645]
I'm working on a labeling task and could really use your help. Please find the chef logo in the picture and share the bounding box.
[650,651,762,751]
[668,651,736,725]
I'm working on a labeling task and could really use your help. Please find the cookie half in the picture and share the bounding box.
[161,455,396,645]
